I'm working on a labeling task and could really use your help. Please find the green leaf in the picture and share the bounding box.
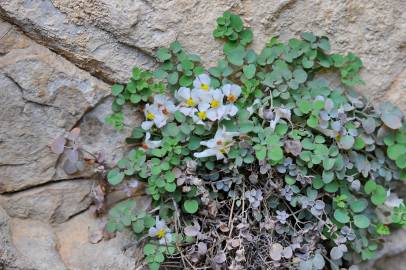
[334,209,350,224]
[387,144,406,160]
[188,136,201,150]
[302,32,316,43]
[243,64,256,79]
[163,123,179,137]
[132,219,145,233]
[354,214,370,229]
[165,171,176,182]
[396,154,406,169]
[298,100,312,114]
[111,84,124,96]
[130,94,141,104]
[107,169,124,185]
[143,215,156,228]
[179,75,193,87]
[268,146,283,161]
[230,14,243,32]
[285,176,296,185]
[322,158,335,170]
[151,166,162,176]
[240,29,253,45]
[350,199,368,213]
[167,72,179,85]
[371,186,387,205]
[170,41,182,53]
[144,244,156,255]
[165,182,177,192]
[174,111,186,122]
[157,48,171,61]
[293,68,307,83]
[149,262,160,270]
[255,146,267,161]
[307,115,318,128]
[226,46,245,66]
[364,180,377,194]
[183,199,199,214]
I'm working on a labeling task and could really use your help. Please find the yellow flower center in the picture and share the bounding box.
[157,229,166,238]
[146,112,155,120]
[200,83,209,91]
[227,95,237,103]
[186,98,195,107]
[197,111,207,120]
[210,100,220,108]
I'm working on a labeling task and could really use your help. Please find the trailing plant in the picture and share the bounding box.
[104,11,406,270]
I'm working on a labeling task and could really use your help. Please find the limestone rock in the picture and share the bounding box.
[0,20,110,193]
[0,206,33,270]
[54,210,139,270]
[77,97,143,169]
[1,0,405,103]
[0,180,94,224]
[0,1,155,83]
[9,218,67,270]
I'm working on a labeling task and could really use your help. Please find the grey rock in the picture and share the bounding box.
[0,20,110,193]
[0,1,155,83]
[54,210,139,270]
[0,206,33,270]
[9,218,67,270]
[0,179,94,224]
[1,0,405,103]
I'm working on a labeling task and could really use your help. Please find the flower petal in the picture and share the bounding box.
[141,121,154,130]
[194,148,219,158]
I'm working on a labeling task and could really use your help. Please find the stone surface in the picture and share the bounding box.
[1,0,405,104]
[0,0,405,269]
[0,179,94,224]
[10,219,67,270]
[0,206,32,270]
[0,20,110,193]
[55,210,139,270]
[0,0,155,83]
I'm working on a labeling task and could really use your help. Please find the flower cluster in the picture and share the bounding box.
[104,12,406,270]
[142,74,241,130]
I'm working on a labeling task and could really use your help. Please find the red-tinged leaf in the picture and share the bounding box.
[67,149,78,162]
[50,135,65,154]
[63,159,78,174]
[68,127,81,141]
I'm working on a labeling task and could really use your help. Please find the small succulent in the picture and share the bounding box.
[276,210,290,224]
[245,189,263,209]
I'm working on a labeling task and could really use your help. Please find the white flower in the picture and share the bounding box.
[385,190,404,208]
[269,107,291,130]
[175,87,199,117]
[141,132,161,150]
[222,84,241,103]
[148,217,172,245]
[222,84,241,118]
[197,89,226,121]
[153,94,176,113]
[141,95,176,130]
[194,126,239,160]
[193,74,211,92]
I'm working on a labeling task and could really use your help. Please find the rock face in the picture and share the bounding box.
[0,0,405,269]
[0,180,93,224]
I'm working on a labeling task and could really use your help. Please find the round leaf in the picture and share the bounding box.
[353,214,370,229]
[107,169,124,185]
[334,209,350,224]
[183,199,199,214]
[350,199,368,213]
